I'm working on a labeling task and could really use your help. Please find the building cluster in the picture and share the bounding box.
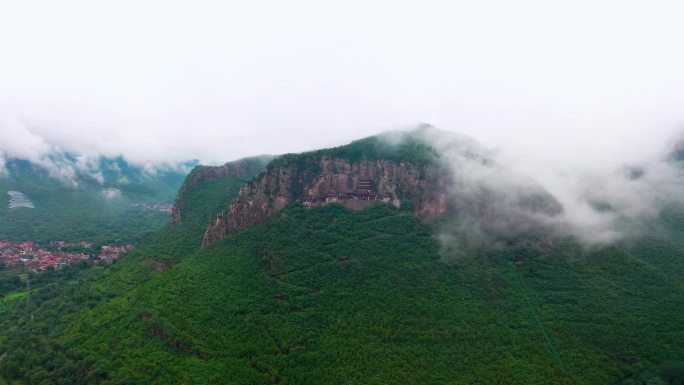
[49,241,93,249]
[304,179,393,207]
[131,203,173,213]
[98,244,133,264]
[0,240,133,272]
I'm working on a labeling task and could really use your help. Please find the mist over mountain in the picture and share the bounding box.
[0,121,195,188]
[0,152,193,244]
[4,116,684,250]
[418,127,684,246]
[1,154,194,200]
[4,122,684,249]
[1,128,681,384]
[2,1,684,175]
[2,1,684,384]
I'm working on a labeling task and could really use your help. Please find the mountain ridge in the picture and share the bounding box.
[199,128,563,247]
[0,128,683,384]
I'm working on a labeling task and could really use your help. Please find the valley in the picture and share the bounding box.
[0,156,190,245]
[3,3,683,383]
[0,130,681,384]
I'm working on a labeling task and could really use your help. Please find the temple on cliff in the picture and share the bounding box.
[305,179,389,207]
[303,179,392,208]
[352,179,376,201]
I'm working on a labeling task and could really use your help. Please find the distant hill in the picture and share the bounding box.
[0,155,195,244]
[0,128,682,385]
[2,156,195,202]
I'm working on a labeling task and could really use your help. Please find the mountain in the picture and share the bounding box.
[1,155,194,203]
[0,128,682,385]
[202,128,561,246]
[0,155,194,244]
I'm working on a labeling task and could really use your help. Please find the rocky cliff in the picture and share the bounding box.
[200,128,564,247]
[202,155,451,246]
[171,156,273,225]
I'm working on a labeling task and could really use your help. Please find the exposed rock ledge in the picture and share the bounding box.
[202,156,450,246]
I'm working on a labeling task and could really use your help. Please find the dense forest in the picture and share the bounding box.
[0,137,683,384]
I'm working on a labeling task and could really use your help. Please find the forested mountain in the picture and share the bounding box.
[0,156,194,244]
[0,129,682,384]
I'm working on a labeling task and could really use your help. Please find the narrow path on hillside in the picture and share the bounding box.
[274,276,320,294]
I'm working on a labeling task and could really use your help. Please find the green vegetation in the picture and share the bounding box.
[0,198,682,384]
[0,157,190,244]
[172,157,273,233]
[0,183,169,244]
[0,143,682,384]
[268,129,441,173]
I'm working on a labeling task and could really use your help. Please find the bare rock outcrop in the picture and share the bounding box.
[202,156,450,246]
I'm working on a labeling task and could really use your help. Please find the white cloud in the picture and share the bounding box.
[75,154,105,185]
[409,127,684,246]
[101,188,122,200]
[0,151,7,178]
[0,117,81,186]
[1,0,684,238]
[0,0,682,168]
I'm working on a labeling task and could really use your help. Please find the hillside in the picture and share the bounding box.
[0,129,682,385]
[0,156,193,244]
[171,155,275,228]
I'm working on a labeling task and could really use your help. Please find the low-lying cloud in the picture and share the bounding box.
[542,149,684,243]
[0,117,80,186]
[411,127,684,249]
[0,117,194,186]
[0,152,7,178]
[1,0,684,246]
[2,1,684,171]
[101,187,122,200]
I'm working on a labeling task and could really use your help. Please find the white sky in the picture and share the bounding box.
[1,0,684,170]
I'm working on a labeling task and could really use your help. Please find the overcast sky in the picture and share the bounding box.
[1,0,684,172]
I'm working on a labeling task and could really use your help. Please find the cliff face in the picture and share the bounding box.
[199,128,565,247]
[202,156,451,246]
[171,156,272,225]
